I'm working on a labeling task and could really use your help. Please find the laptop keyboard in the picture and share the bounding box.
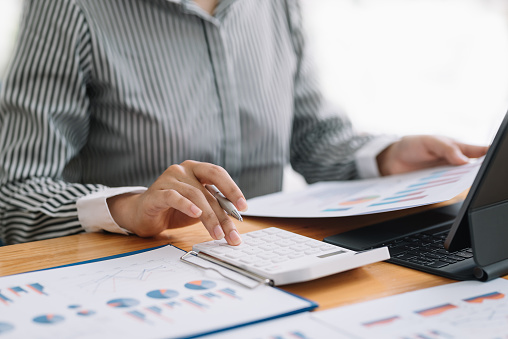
[382,225,474,269]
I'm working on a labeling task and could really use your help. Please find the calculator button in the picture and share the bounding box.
[225,252,246,259]
[273,248,293,256]
[255,252,272,260]
[276,232,295,239]
[210,247,234,254]
[241,247,259,255]
[244,238,265,246]
[247,232,266,238]
[275,240,294,247]
[271,257,288,263]
[259,243,278,251]
[239,257,257,264]
[290,244,309,251]
[262,235,280,243]
[304,248,320,255]
[320,244,339,251]
[292,237,308,243]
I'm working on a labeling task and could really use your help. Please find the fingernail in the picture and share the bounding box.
[236,198,248,211]
[190,204,202,217]
[213,225,225,240]
[228,229,242,245]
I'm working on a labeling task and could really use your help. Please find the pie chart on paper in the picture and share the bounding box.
[106,298,140,308]
[184,280,217,290]
[146,289,179,299]
[32,314,65,324]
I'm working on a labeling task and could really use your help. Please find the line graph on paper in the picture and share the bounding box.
[58,257,195,294]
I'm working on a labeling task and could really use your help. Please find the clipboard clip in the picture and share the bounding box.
[180,251,273,289]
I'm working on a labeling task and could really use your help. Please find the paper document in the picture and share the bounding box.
[313,278,508,339]
[200,279,508,339]
[199,313,354,339]
[244,161,481,218]
[0,245,316,339]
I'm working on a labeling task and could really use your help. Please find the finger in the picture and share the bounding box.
[212,183,248,212]
[149,178,222,239]
[172,181,241,245]
[153,189,202,219]
[202,187,242,245]
[162,161,243,245]
[424,137,469,166]
[458,143,489,159]
[170,182,229,241]
[190,163,248,211]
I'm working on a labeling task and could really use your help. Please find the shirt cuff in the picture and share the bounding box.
[77,186,148,235]
[355,135,400,179]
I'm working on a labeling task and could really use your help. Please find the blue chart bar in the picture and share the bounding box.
[8,286,27,296]
[164,301,181,309]
[382,191,424,201]
[28,283,48,296]
[127,310,148,322]
[146,306,173,322]
[0,291,13,305]
[290,331,310,339]
[202,292,221,301]
[219,288,241,299]
[183,297,208,309]
[321,207,351,212]
[147,306,163,315]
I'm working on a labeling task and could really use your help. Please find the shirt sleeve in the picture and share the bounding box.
[355,135,400,178]
[0,1,103,244]
[77,187,147,235]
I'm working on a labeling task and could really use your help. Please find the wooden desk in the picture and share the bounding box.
[0,203,473,311]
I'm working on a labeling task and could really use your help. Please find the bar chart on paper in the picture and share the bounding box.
[312,279,508,339]
[244,161,481,218]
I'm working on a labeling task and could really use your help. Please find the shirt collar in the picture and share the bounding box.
[163,0,239,20]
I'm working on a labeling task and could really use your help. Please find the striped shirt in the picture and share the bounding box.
[0,0,375,244]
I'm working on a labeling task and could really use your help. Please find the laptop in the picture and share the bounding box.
[324,111,508,281]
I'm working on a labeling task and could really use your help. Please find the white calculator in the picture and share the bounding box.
[189,227,390,286]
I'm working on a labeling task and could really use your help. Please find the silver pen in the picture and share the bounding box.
[205,184,243,222]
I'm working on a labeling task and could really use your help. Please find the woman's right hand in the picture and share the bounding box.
[107,160,248,245]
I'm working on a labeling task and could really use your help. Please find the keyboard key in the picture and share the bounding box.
[455,251,474,258]
[425,261,450,268]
